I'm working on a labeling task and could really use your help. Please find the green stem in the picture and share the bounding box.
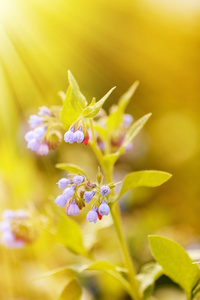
[110,203,141,300]
[89,119,141,300]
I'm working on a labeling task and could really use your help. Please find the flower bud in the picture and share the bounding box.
[100,186,110,196]
[67,201,79,216]
[86,208,98,223]
[73,175,85,185]
[57,178,71,188]
[84,191,95,203]
[98,200,110,216]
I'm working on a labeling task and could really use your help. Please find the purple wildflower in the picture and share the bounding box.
[57,178,71,188]
[55,195,67,208]
[38,106,51,116]
[84,191,95,203]
[73,129,84,143]
[67,201,79,216]
[29,115,43,128]
[63,186,75,200]
[36,143,49,156]
[27,138,40,151]
[73,175,85,185]
[98,200,110,216]
[86,207,98,223]
[64,129,74,144]
[100,185,110,196]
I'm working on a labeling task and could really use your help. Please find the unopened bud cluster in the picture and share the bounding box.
[0,209,38,249]
[94,110,134,152]
[25,106,62,155]
[55,174,114,223]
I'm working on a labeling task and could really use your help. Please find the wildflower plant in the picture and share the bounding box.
[21,71,200,300]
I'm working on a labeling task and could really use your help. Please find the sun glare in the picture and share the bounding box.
[0,0,11,19]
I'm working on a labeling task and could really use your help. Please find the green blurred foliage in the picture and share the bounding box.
[0,0,200,299]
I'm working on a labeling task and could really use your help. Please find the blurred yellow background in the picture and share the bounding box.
[0,0,200,299]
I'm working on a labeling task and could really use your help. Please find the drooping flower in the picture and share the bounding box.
[29,115,43,128]
[67,201,79,216]
[55,195,67,208]
[98,200,110,216]
[86,207,98,223]
[73,175,85,185]
[38,106,52,116]
[73,129,84,143]
[100,185,110,196]
[27,138,40,151]
[36,142,49,156]
[57,178,71,188]
[63,186,75,201]
[84,191,95,203]
[64,128,75,144]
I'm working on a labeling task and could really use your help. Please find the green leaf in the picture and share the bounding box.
[54,208,86,255]
[192,280,200,299]
[107,81,139,131]
[61,86,82,130]
[85,261,132,296]
[149,235,200,298]
[60,71,87,129]
[83,87,116,118]
[34,261,132,297]
[122,113,152,148]
[55,163,87,177]
[68,70,87,109]
[116,170,172,201]
[59,279,81,300]
[136,263,163,299]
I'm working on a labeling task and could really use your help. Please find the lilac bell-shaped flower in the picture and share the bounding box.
[98,200,110,216]
[67,201,79,216]
[86,207,98,223]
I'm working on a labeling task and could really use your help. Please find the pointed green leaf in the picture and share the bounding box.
[149,235,200,298]
[116,170,172,201]
[54,208,86,255]
[61,86,82,129]
[85,261,132,296]
[68,70,87,109]
[136,263,163,299]
[59,279,81,300]
[55,163,87,177]
[83,87,116,118]
[107,81,139,131]
[58,91,66,102]
[60,71,87,129]
[34,261,131,297]
[122,113,152,148]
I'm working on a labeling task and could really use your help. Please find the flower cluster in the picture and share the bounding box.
[55,174,113,223]
[93,110,134,152]
[110,113,133,151]
[64,122,89,146]
[25,106,62,155]
[0,209,38,249]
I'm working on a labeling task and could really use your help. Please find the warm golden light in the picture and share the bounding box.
[146,0,200,17]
